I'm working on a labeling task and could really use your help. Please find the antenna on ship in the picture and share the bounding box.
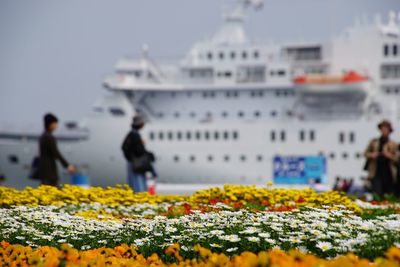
[142,43,149,59]
[212,0,264,45]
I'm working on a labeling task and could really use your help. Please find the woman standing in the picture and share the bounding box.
[364,120,398,196]
[37,113,76,186]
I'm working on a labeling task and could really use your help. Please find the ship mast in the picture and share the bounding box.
[211,0,263,45]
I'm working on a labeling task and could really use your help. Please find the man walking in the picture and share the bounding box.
[37,113,75,186]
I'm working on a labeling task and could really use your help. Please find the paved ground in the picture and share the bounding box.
[154,183,311,195]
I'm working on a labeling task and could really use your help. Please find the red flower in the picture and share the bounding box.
[296,197,305,203]
[210,198,218,205]
[233,202,243,209]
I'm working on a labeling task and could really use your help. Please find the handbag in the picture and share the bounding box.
[28,156,41,180]
[363,159,370,171]
[132,153,152,173]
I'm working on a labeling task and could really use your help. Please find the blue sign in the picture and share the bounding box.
[273,156,326,185]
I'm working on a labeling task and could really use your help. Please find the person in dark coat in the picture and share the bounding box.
[37,113,75,186]
[121,115,155,192]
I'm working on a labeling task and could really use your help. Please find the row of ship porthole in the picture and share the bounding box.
[144,90,295,98]
[162,152,365,163]
[148,130,356,144]
[383,43,399,57]
[201,50,260,61]
[148,130,239,141]
[155,110,282,119]
[382,86,400,95]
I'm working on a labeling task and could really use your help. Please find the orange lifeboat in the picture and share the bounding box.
[293,71,368,85]
[293,70,370,96]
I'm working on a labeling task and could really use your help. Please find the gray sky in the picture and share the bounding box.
[0,0,399,129]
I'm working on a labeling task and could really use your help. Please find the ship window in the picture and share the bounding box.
[381,64,400,79]
[242,51,248,59]
[270,131,276,142]
[224,155,230,162]
[349,132,355,143]
[204,131,210,140]
[394,44,398,56]
[173,155,179,162]
[190,155,196,162]
[329,153,335,159]
[233,131,239,140]
[157,112,164,118]
[219,52,224,60]
[222,111,228,118]
[177,131,182,140]
[189,112,196,118]
[270,111,277,117]
[149,132,155,141]
[207,155,214,162]
[223,131,229,139]
[186,131,192,140]
[214,131,219,140]
[339,132,345,143]
[342,152,348,159]
[277,70,286,76]
[8,155,19,164]
[257,154,263,161]
[384,44,389,56]
[238,111,244,117]
[109,107,125,116]
[240,155,246,161]
[355,152,362,159]
[93,107,104,113]
[174,112,180,118]
[231,51,236,59]
[270,71,275,76]
[224,71,232,78]
[167,131,173,140]
[280,131,286,142]
[159,132,164,140]
[299,130,305,142]
[196,131,201,140]
[254,111,261,117]
[310,130,315,141]
[207,52,213,60]
[254,50,259,58]
[171,92,176,97]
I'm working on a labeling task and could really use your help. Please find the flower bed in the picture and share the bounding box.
[1,185,399,266]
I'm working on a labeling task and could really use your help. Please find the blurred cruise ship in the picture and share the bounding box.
[1,0,400,188]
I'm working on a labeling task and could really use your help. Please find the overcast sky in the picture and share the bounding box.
[0,0,399,130]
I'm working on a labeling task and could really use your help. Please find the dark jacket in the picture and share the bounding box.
[122,129,146,161]
[37,131,69,185]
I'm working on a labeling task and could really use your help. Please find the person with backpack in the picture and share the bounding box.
[37,113,76,186]
[121,115,155,192]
